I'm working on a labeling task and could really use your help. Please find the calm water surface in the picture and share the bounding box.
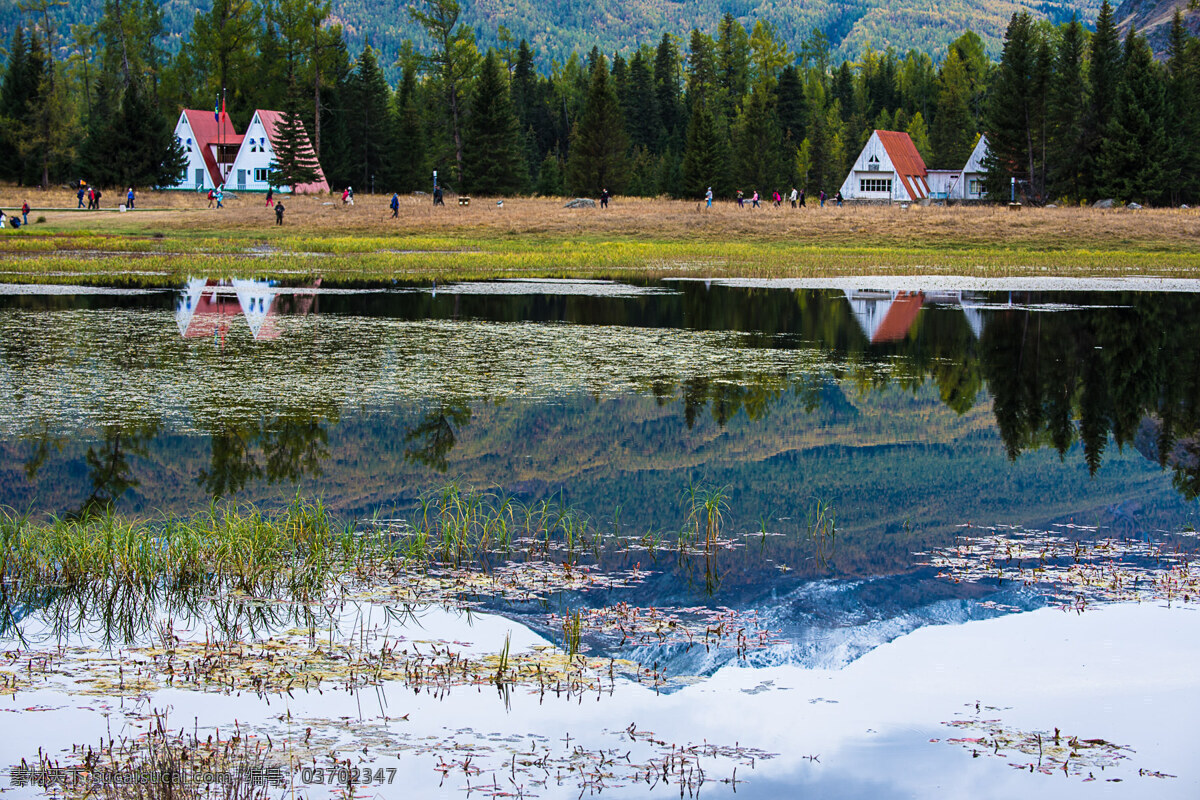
[1,277,1198,798]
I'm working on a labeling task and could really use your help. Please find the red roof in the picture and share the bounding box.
[876,130,929,201]
[182,110,243,187]
[871,291,925,343]
[256,110,330,194]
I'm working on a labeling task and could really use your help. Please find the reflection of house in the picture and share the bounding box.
[168,109,328,193]
[844,289,987,343]
[838,130,929,203]
[927,135,991,202]
[174,278,319,343]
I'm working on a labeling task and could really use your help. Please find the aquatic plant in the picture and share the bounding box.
[0,497,394,605]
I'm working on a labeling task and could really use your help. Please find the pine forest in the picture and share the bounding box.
[1,0,1198,206]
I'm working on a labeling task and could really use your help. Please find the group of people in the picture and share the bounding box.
[0,201,30,229]
[727,188,843,209]
[207,186,225,208]
[76,183,104,209]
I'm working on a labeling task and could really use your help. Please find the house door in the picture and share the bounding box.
[195,168,205,189]
[237,169,246,191]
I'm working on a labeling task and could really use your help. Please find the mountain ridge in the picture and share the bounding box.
[0,0,1099,73]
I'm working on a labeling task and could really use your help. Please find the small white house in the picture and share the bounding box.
[227,109,329,194]
[925,135,991,202]
[171,110,243,191]
[838,130,930,203]
[960,134,989,201]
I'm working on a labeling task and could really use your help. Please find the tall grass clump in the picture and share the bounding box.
[0,497,392,603]
[405,483,599,565]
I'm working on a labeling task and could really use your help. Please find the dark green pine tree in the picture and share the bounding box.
[716,13,749,119]
[346,46,397,192]
[1164,11,1200,205]
[268,82,323,191]
[1086,0,1122,199]
[681,100,725,197]
[624,50,659,152]
[1047,14,1089,201]
[566,55,630,195]
[535,149,563,195]
[392,59,427,192]
[462,50,527,195]
[732,83,783,193]
[1097,29,1167,204]
[984,12,1048,201]
[653,34,683,147]
[78,77,185,188]
[830,62,856,124]
[117,80,187,188]
[0,28,39,184]
[76,77,121,186]
[685,29,718,110]
[775,65,805,142]
[930,47,975,169]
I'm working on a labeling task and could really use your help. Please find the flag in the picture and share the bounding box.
[214,96,219,122]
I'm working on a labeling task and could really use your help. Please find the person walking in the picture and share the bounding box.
[799,189,806,208]
[835,190,844,207]
[705,187,713,209]
[342,187,350,205]
[215,186,224,209]
[207,188,215,208]
[736,189,744,208]
[751,190,760,209]
[600,188,610,208]
[275,201,285,225]
[789,187,798,208]
[86,187,95,210]
[126,187,135,209]
[819,190,826,207]
[77,185,86,208]
[21,201,29,225]
[92,189,102,209]
[265,187,274,207]
[772,190,782,207]
[390,192,400,218]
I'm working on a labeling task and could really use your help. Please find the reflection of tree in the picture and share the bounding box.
[80,423,160,515]
[23,422,68,481]
[980,296,1200,493]
[198,407,338,498]
[404,401,472,472]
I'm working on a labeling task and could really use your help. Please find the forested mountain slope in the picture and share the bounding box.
[1114,0,1200,52]
[0,0,1097,69]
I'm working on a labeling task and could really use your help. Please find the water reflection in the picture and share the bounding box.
[1,279,1199,531]
[175,277,321,343]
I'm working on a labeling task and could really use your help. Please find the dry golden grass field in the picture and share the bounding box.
[2,186,1199,281]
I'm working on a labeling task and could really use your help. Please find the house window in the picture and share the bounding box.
[859,178,893,193]
[254,168,268,182]
[969,178,985,196]
[867,154,880,171]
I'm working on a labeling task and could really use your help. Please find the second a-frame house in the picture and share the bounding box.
[227,109,329,194]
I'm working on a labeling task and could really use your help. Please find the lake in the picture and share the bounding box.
[0,276,1197,798]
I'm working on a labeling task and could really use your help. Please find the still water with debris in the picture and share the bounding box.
[0,277,1198,798]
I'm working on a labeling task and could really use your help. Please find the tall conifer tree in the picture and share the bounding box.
[462,50,527,195]
[566,54,630,195]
